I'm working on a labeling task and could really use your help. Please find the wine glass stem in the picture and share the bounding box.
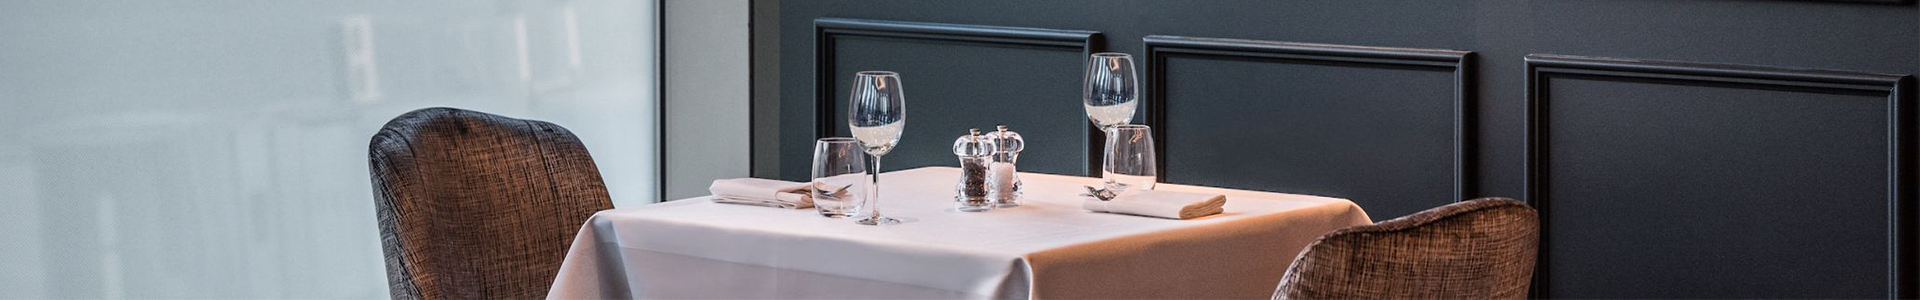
[1099,126,1117,190]
[866,154,884,220]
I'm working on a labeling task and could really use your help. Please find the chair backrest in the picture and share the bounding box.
[368,107,614,300]
[1274,197,1540,300]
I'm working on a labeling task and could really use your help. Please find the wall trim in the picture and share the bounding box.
[655,0,667,202]
[1141,35,1477,201]
[1523,53,1916,298]
[1818,0,1910,4]
[812,18,1102,174]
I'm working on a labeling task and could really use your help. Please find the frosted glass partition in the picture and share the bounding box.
[0,0,659,298]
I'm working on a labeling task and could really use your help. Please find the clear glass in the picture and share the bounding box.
[1103,124,1158,192]
[955,154,994,212]
[847,71,905,225]
[954,129,993,212]
[0,1,657,298]
[985,125,1023,207]
[812,138,869,218]
[1084,52,1139,131]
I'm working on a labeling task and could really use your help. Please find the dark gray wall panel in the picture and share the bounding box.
[765,0,1920,297]
[782,19,1099,180]
[824,37,1088,174]
[1145,36,1472,219]
[1526,54,1914,298]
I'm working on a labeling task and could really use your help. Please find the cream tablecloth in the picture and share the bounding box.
[548,167,1370,299]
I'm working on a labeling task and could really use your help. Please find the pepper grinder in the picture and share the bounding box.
[985,125,1025,207]
[953,128,994,212]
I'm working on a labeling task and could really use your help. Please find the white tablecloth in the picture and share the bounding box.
[548,167,1371,299]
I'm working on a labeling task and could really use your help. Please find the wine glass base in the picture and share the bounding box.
[855,216,901,226]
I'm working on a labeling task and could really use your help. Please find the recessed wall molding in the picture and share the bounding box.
[811,18,1102,174]
[772,2,1920,297]
[1524,53,1915,298]
[1814,0,1909,4]
[1142,35,1476,203]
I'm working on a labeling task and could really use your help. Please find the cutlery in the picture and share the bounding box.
[1083,185,1118,201]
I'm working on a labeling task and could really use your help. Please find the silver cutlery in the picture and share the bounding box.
[1082,185,1118,201]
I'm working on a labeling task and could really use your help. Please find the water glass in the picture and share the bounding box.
[1102,124,1157,192]
[812,137,869,218]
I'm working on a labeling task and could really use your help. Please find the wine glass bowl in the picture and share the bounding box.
[849,71,905,156]
[847,71,905,226]
[1084,52,1139,131]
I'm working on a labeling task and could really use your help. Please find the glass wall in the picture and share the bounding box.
[0,0,659,298]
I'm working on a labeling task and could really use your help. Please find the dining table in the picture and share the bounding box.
[546,167,1372,299]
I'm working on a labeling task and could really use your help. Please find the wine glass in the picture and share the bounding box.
[1103,124,1157,192]
[847,71,905,226]
[1087,53,1141,190]
[1084,52,1139,132]
[811,137,868,218]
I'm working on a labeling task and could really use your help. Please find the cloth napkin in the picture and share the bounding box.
[1082,190,1227,220]
[708,178,813,209]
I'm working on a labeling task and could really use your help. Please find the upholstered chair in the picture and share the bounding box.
[1273,197,1540,299]
[368,107,614,299]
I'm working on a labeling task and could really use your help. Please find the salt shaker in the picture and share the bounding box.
[953,128,994,212]
[985,125,1025,207]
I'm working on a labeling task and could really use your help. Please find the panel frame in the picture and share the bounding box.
[812,18,1103,174]
[1818,0,1910,4]
[1524,53,1916,298]
[1141,35,1477,202]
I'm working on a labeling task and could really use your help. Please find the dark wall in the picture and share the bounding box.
[752,0,1917,298]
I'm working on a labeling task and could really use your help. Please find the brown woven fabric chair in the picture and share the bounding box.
[368,107,614,300]
[1273,197,1540,300]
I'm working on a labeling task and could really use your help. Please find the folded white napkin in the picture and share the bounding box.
[708,178,813,209]
[1082,190,1227,220]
